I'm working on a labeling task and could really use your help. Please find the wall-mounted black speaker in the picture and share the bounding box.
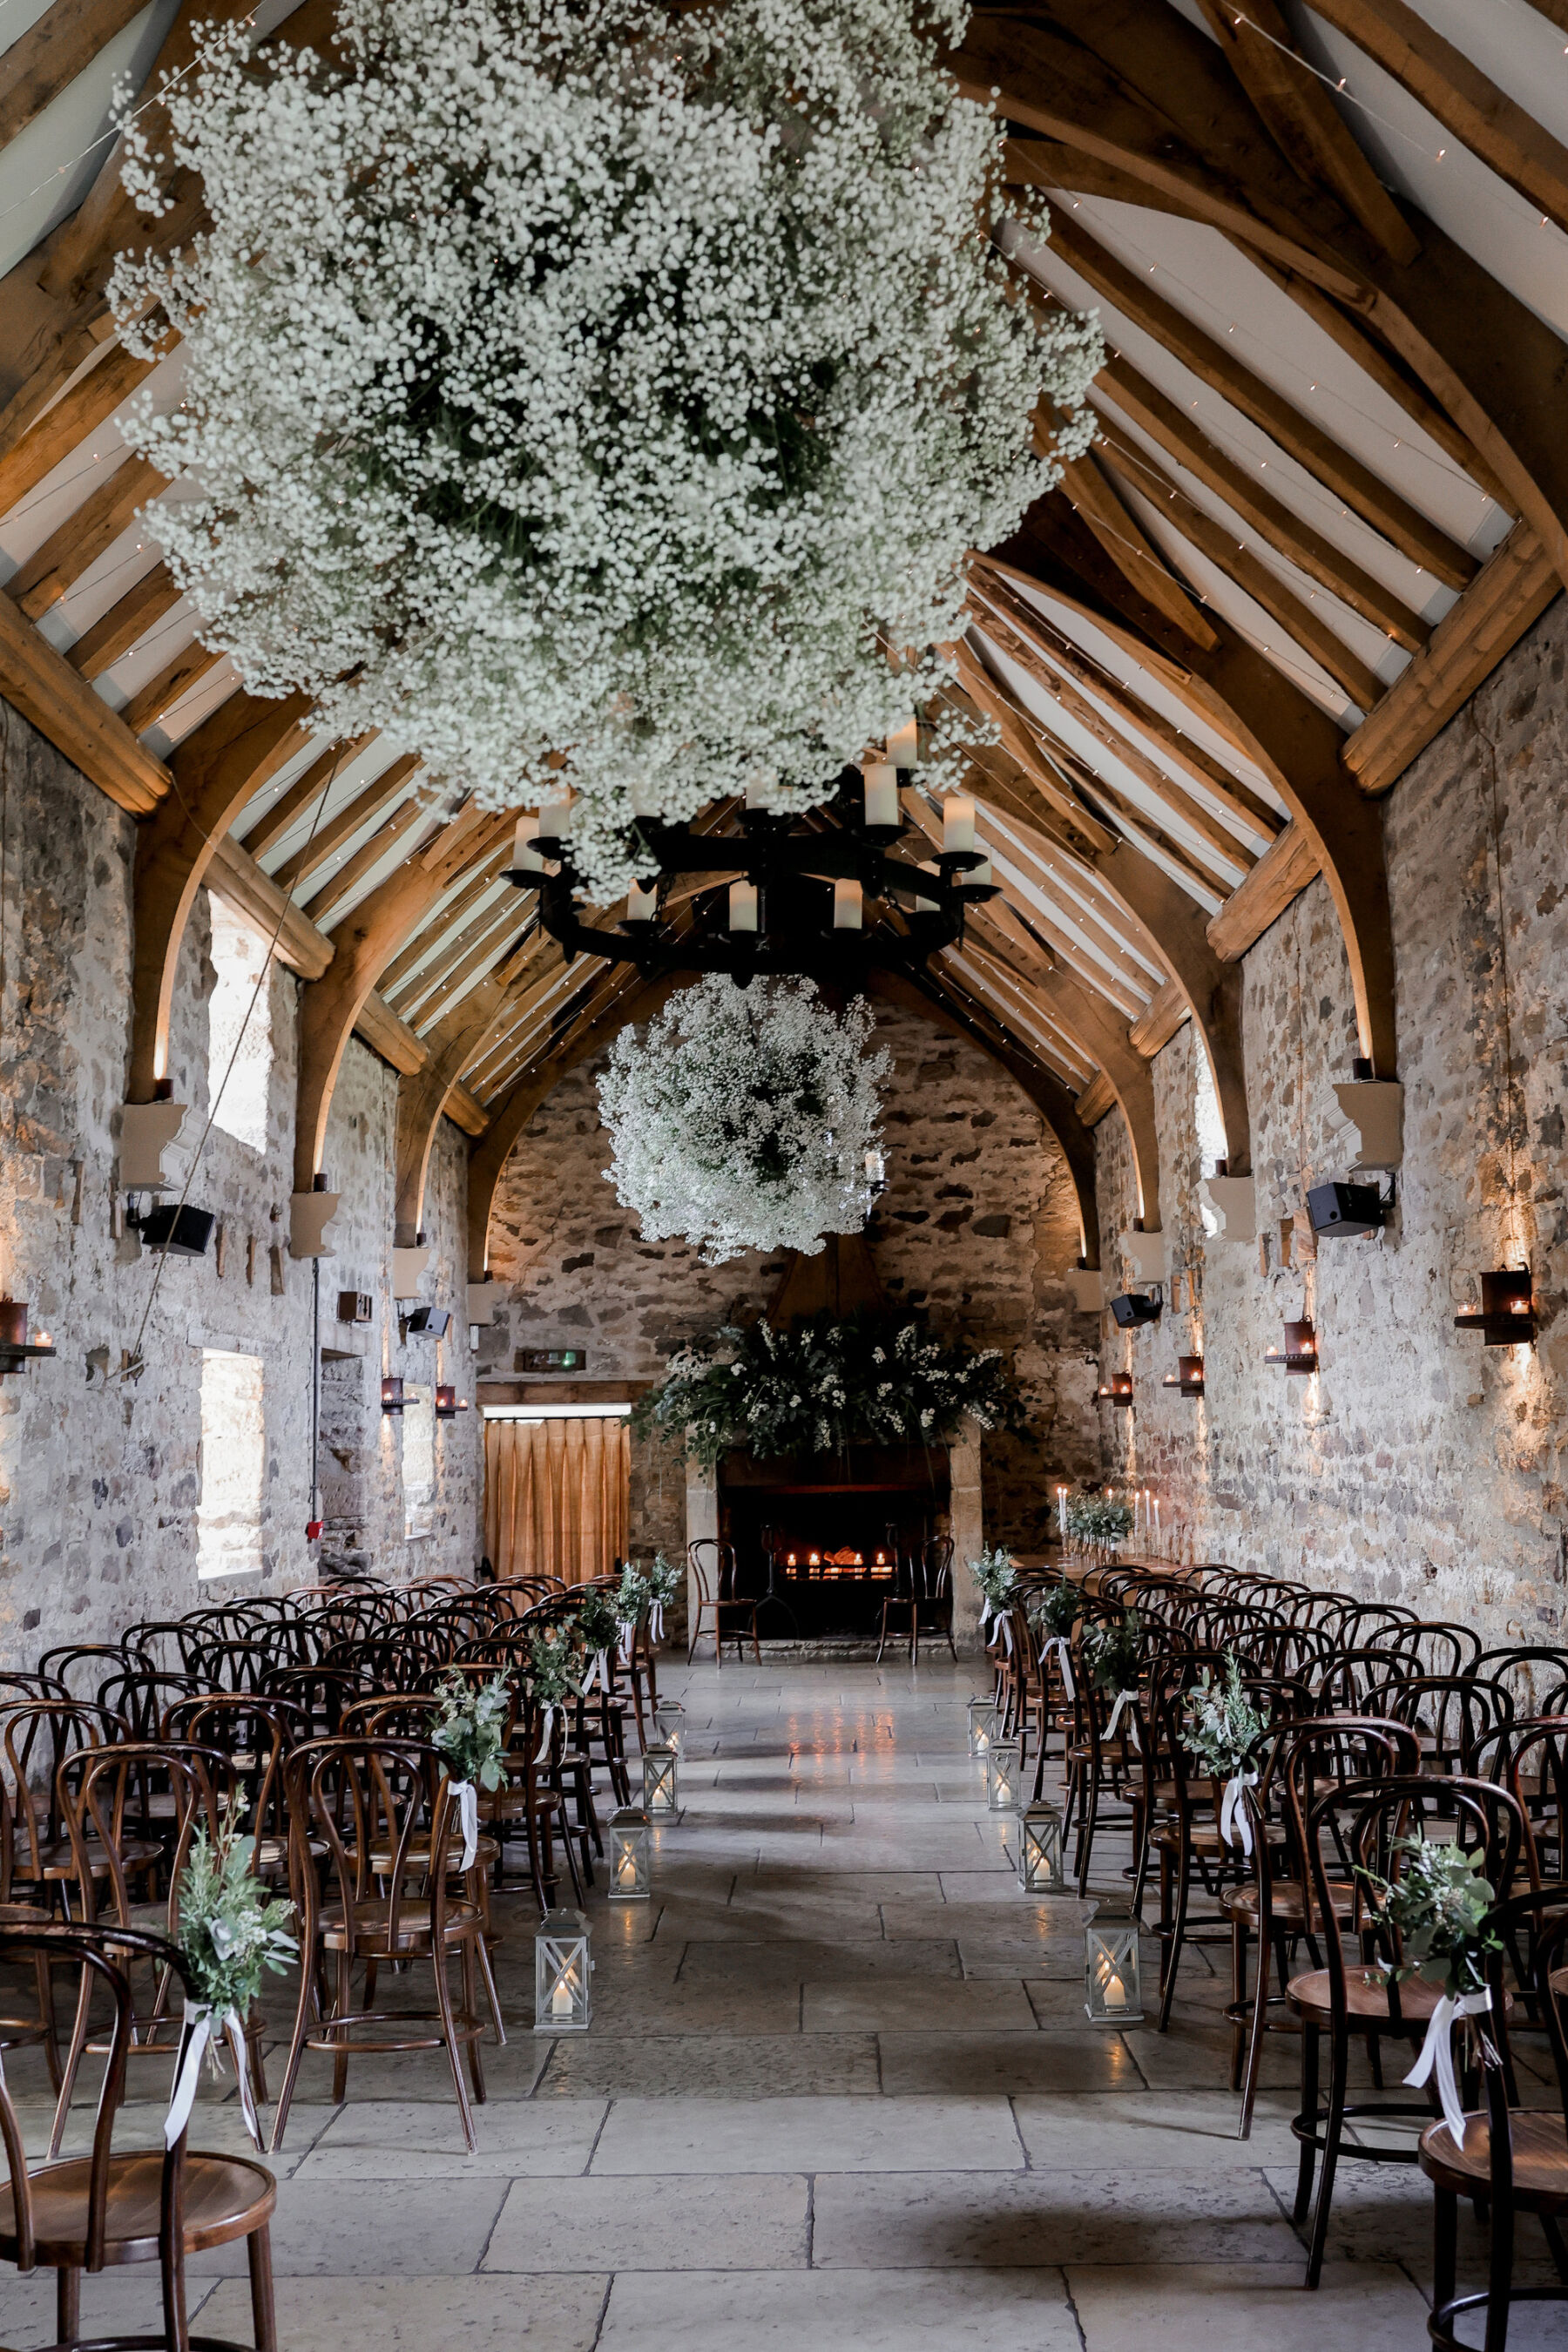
[1109,1291,1162,1328]
[1307,1181,1386,1239]
[136,1204,216,1259]
[404,1305,451,1337]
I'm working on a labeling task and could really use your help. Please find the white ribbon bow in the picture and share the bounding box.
[980,1597,994,1630]
[1104,1689,1141,1748]
[1042,1636,1074,1700]
[1404,1984,1492,2142]
[166,1999,260,2151]
[450,1779,479,1872]
[533,1702,557,1767]
[997,1614,1014,1653]
[616,1618,636,1662]
[1218,1770,1258,1857]
[582,1648,609,1697]
[650,1602,665,1644]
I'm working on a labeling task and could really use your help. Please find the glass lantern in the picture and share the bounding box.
[642,1742,679,1819]
[968,1696,998,1759]
[653,1699,687,1754]
[534,1909,592,2031]
[986,1740,1021,1813]
[1017,1798,1065,1893]
[1085,1907,1144,2024]
[609,1807,652,1900]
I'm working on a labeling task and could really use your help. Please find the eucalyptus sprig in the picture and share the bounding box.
[1064,1495,1134,1546]
[527,1627,585,1708]
[1082,1607,1142,1695]
[969,1546,1017,1612]
[645,1555,681,1608]
[1356,1836,1502,1998]
[575,1586,623,1656]
[177,1815,297,2015]
[430,1668,511,1792]
[1182,1652,1269,1781]
[1030,1581,1080,1643]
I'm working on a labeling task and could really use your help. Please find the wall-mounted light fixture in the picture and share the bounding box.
[435,1385,469,1419]
[1454,1269,1536,1348]
[380,1375,406,1414]
[128,1201,216,1259]
[1161,1355,1205,1398]
[1095,1373,1135,1409]
[0,1301,56,1377]
[403,1305,451,1338]
[1264,1319,1317,1375]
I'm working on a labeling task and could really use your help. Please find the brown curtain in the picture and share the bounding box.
[484,1416,631,1585]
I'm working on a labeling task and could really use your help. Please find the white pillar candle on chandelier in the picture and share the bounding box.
[511,814,544,874]
[862,763,898,828]
[969,857,992,887]
[885,715,920,768]
[625,880,658,923]
[538,796,573,845]
[744,781,770,810]
[943,795,977,855]
[834,878,863,930]
[728,881,759,932]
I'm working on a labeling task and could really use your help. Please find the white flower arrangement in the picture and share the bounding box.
[598,975,889,1261]
[109,0,1102,897]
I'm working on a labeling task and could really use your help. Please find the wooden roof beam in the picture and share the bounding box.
[272,752,420,895]
[7,451,166,618]
[300,794,432,928]
[0,585,168,815]
[1051,429,1220,649]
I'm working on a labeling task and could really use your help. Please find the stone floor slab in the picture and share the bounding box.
[811,2166,1299,2266]
[484,2172,808,2271]
[194,2273,608,2350]
[1066,2259,1431,2351]
[590,2093,1024,2174]
[596,2266,1078,2350]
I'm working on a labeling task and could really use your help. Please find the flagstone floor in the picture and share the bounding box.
[0,1658,1551,2349]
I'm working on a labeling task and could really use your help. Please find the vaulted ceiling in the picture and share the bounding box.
[1,0,1563,1273]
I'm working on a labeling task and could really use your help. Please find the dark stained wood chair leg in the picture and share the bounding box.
[1432,2186,1458,2328]
[1294,2021,1320,2224]
[248,2221,279,2352]
[1304,2018,1350,2288]
[57,2263,79,2345]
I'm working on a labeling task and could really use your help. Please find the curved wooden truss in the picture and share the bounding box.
[1,0,1562,1272]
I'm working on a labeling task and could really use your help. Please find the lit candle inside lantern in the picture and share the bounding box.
[728,881,759,932]
[551,1971,575,2018]
[615,1851,638,1889]
[834,878,863,930]
[943,795,977,854]
[862,763,898,828]
[512,814,544,873]
[625,880,658,923]
[1102,1966,1128,2012]
[864,1149,885,1189]
[885,716,919,768]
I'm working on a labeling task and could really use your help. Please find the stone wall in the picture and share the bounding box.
[1092,598,1568,1646]
[0,708,478,1665]
[480,997,1101,1555]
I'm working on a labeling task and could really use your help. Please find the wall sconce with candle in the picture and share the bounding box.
[380,1375,406,1414]
[0,1303,55,1377]
[1264,1320,1317,1375]
[1161,1355,1205,1398]
[434,1385,468,1420]
[1095,1374,1135,1409]
[1454,1268,1537,1348]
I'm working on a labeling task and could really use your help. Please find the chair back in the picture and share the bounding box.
[2,1700,110,1877]
[60,1741,236,1930]
[0,1923,202,2269]
[687,1539,729,1606]
[287,1737,457,1957]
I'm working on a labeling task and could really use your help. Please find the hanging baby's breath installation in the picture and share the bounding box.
[110,0,1102,897]
[598,976,888,1262]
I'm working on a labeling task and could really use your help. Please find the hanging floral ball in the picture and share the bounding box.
[112,0,1102,897]
[597,975,889,1262]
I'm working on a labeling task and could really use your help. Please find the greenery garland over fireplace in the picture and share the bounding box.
[633,1312,1027,1473]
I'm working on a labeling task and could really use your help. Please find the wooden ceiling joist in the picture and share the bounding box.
[6,451,166,619]
[0,585,168,815]
[271,752,421,896]
[301,793,432,928]
[67,561,179,681]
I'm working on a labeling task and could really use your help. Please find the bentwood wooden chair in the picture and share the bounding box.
[0,1923,277,2352]
[270,1739,490,2153]
[1417,1888,1568,2352]
[686,1541,760,1666]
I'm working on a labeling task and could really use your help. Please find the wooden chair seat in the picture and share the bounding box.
[1222,1877,1353,1924]
[320,1895,483,1956]
[0,2150,275,2267]
[1288,1968,1450,2026]
[365,1833,501,1876]
[29,1835,161,1882]
[1419,2110,1568,2212]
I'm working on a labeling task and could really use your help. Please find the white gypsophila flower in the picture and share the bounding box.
[597,974,889,1261]
[108,0,1102,898]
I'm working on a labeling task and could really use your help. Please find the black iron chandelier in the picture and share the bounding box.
[502,765,999,984]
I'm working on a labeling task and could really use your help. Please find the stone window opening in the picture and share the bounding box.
[197,1348,266,1579]
[207,896,273,1156]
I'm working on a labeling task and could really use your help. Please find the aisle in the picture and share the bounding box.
[0,1662,1469,2348]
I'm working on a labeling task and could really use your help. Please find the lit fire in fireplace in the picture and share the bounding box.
[781,1549,894,1578]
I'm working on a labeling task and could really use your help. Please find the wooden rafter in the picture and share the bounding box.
[0,0,152,150]
[376,849,513,999]
[7,452,166,618]
[301,794,433,927]
[272,753,420,895]
[1031,213,1476,590]
[1305,0,1568,242]
[117,638,225,738]
[67,562,179,681]
[242,734,380,862]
